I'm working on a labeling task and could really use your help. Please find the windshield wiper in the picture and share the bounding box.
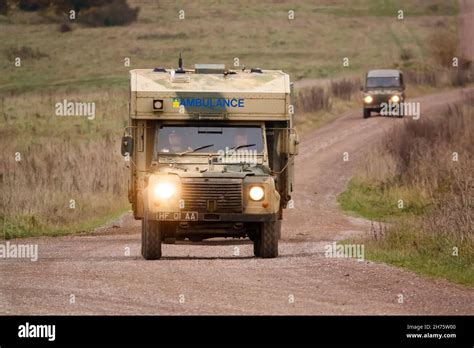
[178,144,214,156]
[228,143,257,152]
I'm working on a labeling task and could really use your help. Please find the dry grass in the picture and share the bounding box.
[0,90,130,238]
[3,45,49,60]
[295,86,332,113]
[429,28,459,68]
[404,69,439,87]
[330,77,361,101]
[357,91,473,210]
[339,92,474,284]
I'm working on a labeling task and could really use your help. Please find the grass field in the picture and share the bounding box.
[0,0,463,238]
[0,0,459,92]
[338,95,473,285]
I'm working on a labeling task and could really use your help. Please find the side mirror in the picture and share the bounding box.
[289,132,299,156]
[359,86,364,91]
[121,135,134,157]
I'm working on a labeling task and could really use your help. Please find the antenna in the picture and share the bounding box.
[177,52,184,73]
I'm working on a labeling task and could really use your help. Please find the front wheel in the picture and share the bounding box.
[253,237,261,257]
[141,189,162,260]
[141,215,162,260]
[258,221,280,258]
[363,109,371,118]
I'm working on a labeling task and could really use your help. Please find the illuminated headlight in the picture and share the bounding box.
[390,95,400,103]
[153,182,175,200]
[249,186,264,201]
[364,95,373,104]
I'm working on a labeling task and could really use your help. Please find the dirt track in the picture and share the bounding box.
[1,86,473,315]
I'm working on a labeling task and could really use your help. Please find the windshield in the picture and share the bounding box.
[154,125,264,155]
[366,76,400,88]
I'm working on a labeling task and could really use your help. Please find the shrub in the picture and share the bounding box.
[18,0,51,11]
[77,0,139,27]
[16,0,140,27]
[429,29,459,67]
[330,78,360,101]
[58,22,72,32]
[0,0,8,14]
[295,86,331,113]
[400,49,414,62]
[404,69,438,86]
[18,0,111,12]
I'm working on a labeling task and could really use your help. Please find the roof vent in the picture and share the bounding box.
[194,64,226,74]
[153,67,166,72]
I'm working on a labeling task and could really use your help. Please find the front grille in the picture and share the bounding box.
[373,94,391,105]
[181,179,243,213]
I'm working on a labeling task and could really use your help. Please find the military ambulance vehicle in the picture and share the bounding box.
[121,57,299,260]
[361,69,405,118]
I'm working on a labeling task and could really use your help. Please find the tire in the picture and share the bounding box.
[253,237,261,257]
[276,220,282,239]
[251,223,262,257]
[141,190,162,260]
[363,109,371,118]
[141,215,162,260]
[259,221,279,258]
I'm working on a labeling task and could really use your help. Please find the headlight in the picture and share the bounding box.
[249,186,264,201]
[153,182,175,200]
[391,95,400,103]
[364,95,373,104]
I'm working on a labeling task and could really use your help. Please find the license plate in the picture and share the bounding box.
[156,211,198,221]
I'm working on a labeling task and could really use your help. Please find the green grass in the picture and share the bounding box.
[338,179,473,286]
[314,0,458,17]
[337,178,430,220]
[0,75,128,94]
[1,206,130,239]
[364,241,473,286]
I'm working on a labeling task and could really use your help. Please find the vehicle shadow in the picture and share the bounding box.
[173,240,253,246]
[160,255,255,260]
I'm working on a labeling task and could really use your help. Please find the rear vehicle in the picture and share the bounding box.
[361,69,405,118]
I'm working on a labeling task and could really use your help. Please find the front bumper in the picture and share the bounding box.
[364,95,403,110]
[364,104,384,110]
[153,211,278,222]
